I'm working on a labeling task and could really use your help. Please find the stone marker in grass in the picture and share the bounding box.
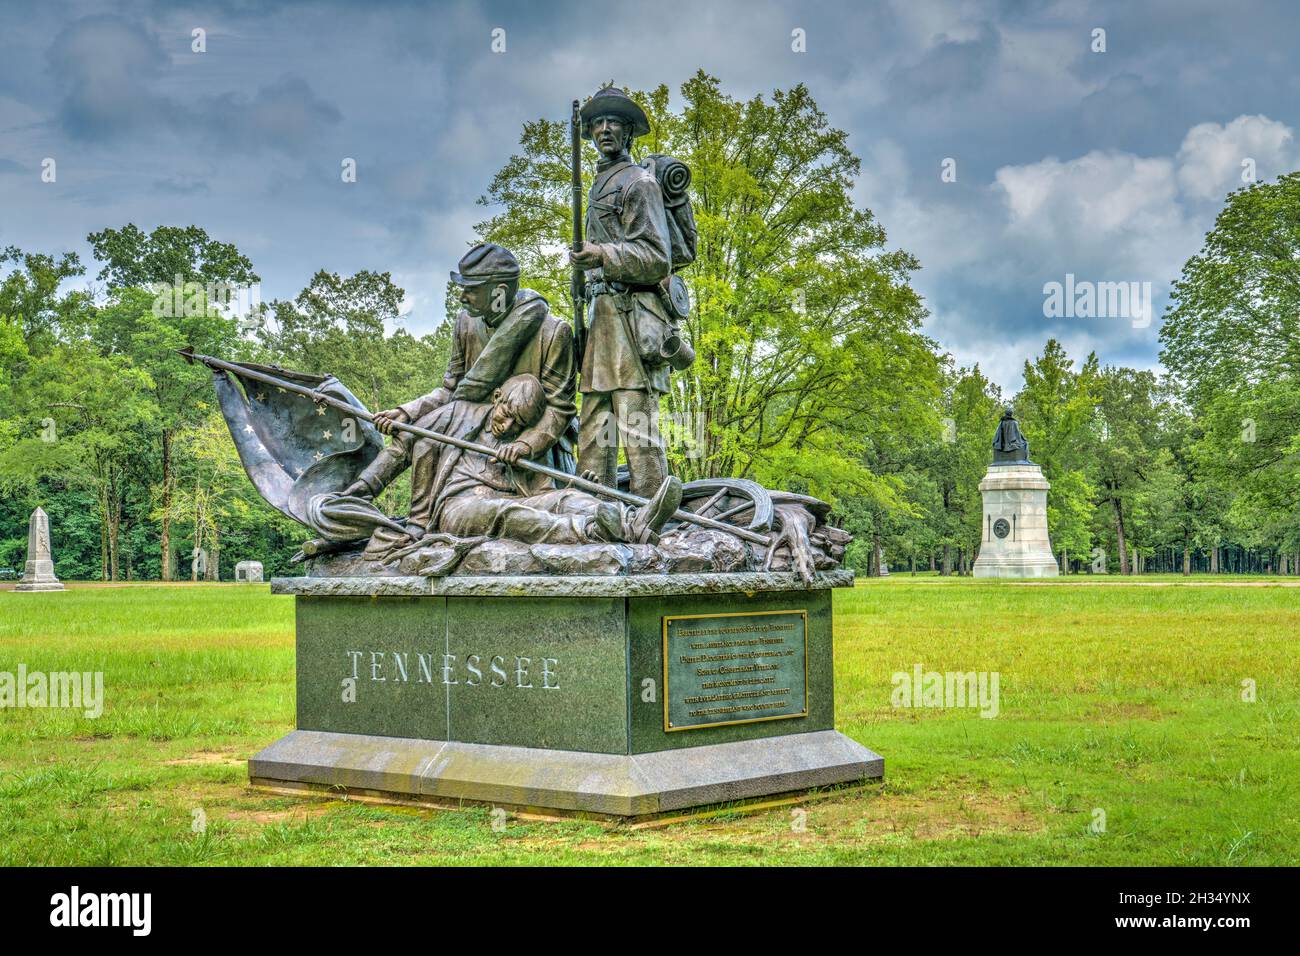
[15,507,65,593]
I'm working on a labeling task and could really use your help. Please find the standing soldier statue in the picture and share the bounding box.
[569,86,694,498]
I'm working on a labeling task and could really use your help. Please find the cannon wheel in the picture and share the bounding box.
[614,467,774,535]
[677,478,774,534]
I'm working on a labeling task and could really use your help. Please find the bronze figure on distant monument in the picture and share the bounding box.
[992,408,1031,464]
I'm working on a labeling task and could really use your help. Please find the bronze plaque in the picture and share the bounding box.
[662,610,809,731]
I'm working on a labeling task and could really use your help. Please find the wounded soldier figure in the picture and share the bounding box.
[349,373,682,548]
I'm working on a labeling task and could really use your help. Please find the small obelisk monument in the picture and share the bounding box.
[14,506,66,592]
[972,409,1059,578]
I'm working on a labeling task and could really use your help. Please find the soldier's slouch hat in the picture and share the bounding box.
[579,86,651,139]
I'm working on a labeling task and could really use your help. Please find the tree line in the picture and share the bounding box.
[2,72,1295,579]
[0,231,449,581]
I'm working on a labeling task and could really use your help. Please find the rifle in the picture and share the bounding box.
[177,348,772,547]
[570,99,588,366]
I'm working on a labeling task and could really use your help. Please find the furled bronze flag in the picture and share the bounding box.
[209,360,403,542]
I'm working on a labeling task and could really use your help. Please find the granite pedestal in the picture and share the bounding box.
[972,464,1060,578]
[252,570,882,818]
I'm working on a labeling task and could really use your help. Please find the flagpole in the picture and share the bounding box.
[179,349,773,547]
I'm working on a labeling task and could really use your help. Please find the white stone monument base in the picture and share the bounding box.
[972,464,1059,579]
[15,558,65,592]
[971,547,1061,578]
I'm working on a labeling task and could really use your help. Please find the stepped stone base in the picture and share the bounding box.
[252,571,882,819]
[251,728,883,819]
[15,558,65,592]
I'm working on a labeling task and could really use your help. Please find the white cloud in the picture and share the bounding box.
[904,119,1299,390]
[997,150,1178,239]
[992,149,1190,285]
[1175,114,1296,200]
[978,113,1298,299]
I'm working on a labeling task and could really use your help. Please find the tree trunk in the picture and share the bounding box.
[123,520,133,581]
[207,525,220,581]
[109,501,121,582]
[160,430,174,581]
[942,544,952,576]
[191,502,202,582]
[1182,535,1191,576]
[100,509,108,582]
[1210,545,1219,573]
[1113,496,1129,575]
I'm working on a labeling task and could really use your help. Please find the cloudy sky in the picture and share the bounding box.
[1,0,1296,389]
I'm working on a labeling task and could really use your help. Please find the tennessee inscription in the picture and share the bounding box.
[345,650,559,690]
[662,610,808,731]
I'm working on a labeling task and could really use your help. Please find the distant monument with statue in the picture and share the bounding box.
[972,409,1059,578]
[15,506,65,592]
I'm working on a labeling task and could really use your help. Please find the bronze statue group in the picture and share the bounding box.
[345,87,695,553]
[202,87,849,579]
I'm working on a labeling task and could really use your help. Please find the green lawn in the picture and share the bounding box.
[0,579,1296,865]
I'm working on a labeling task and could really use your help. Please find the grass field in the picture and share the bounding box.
[0,578,1297,866]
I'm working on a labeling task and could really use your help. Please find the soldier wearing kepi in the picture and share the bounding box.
[570,87,678,499]
[343,243,577,499]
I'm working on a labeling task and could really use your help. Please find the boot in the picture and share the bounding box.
[624,476,683,545]
[590,502,625,543]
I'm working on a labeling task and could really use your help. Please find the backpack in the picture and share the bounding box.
[639,154,697,269]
